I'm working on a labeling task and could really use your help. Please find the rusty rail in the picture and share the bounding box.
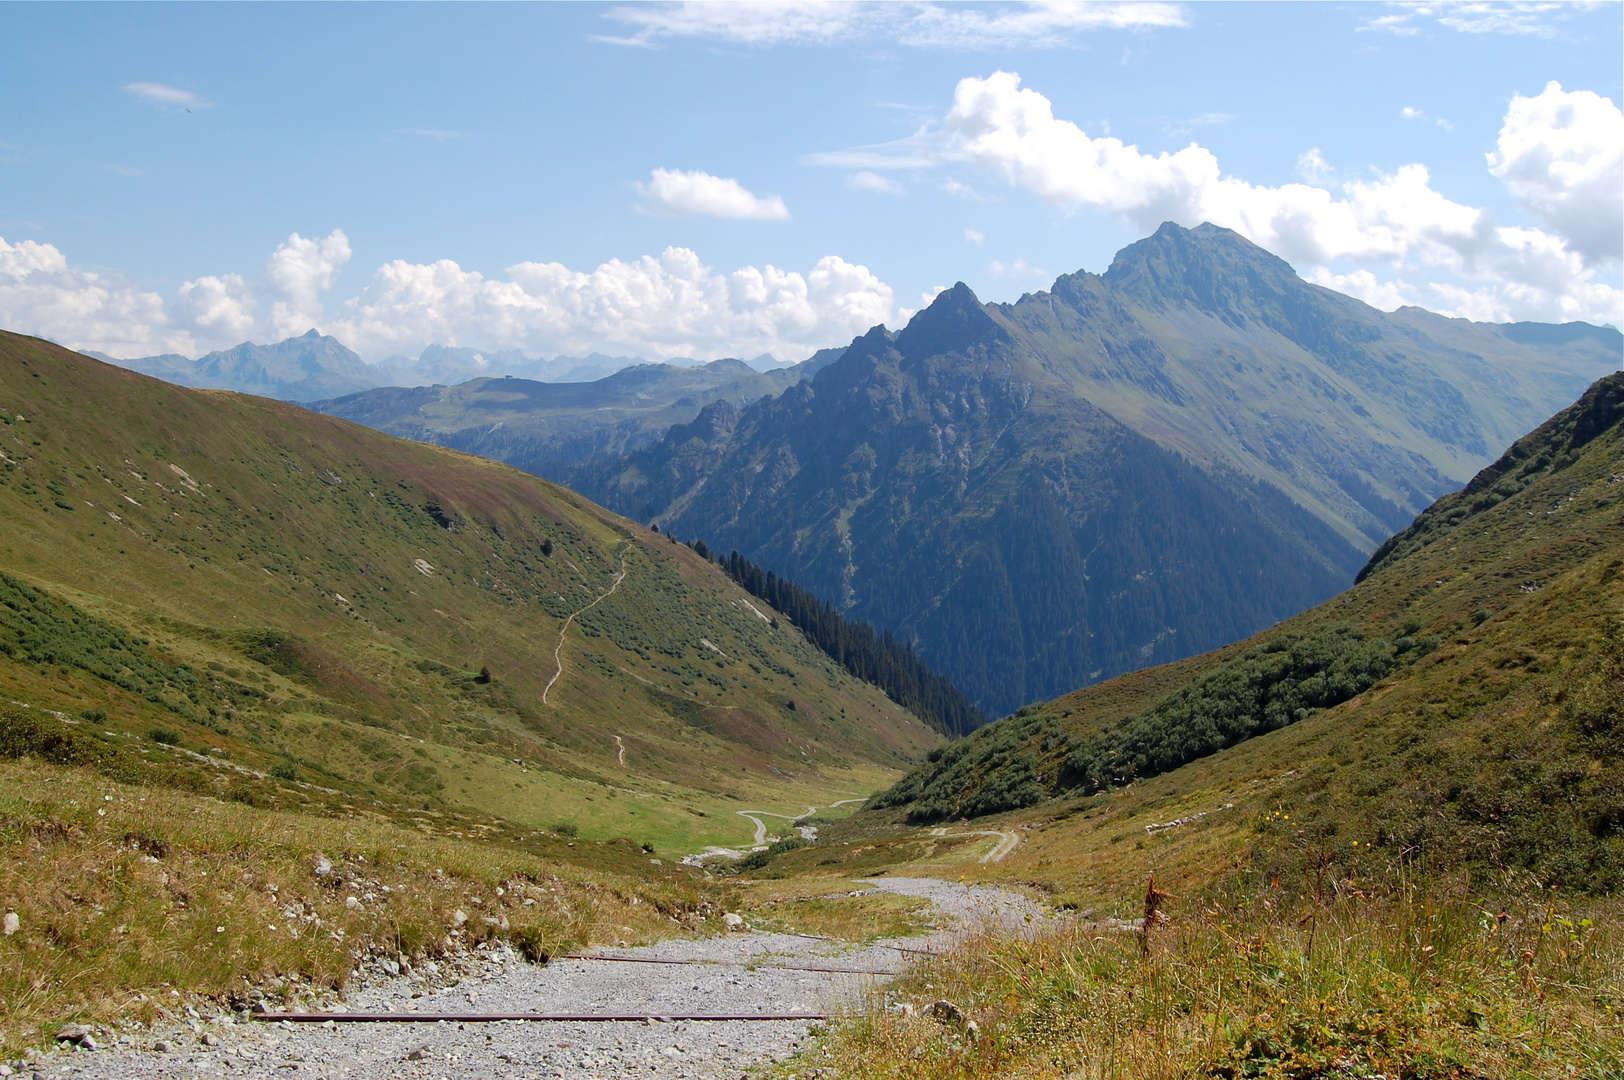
[256,1012,827,1023]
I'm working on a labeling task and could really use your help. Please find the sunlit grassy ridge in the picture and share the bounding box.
[0,331,939,855]
[870,372,1624,893]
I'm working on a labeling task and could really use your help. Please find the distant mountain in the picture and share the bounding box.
[379,346,644,387]
[93,335,657,402]
[309,354,835,482]
[577,223,1620,716]
[95,329,380,401]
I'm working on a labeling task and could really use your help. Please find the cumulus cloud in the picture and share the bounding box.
[635,168,791,220]
[598,1,1185,49]
[173,274,257,342]
[814,70,1620,325]
[263,230,352,337]
[0,236,194,357]
[964,228,985,244]
[1304,267,1413,311]
[1487,81,1623,265]
[123,82,210,110]
[323,247,890,361]
[0,230,895,365]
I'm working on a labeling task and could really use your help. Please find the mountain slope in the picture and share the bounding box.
[870,372,1624,889]
[0,330,939,852]
[579,224,1619,717]
[309,357,819,485]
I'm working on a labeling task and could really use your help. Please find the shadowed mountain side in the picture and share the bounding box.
[584,303,1365,717]
[868,372,1624,892]
[577,224,1619,717]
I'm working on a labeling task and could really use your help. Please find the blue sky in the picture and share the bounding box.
[1,1,1619,363]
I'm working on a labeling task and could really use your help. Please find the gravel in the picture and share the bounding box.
[15,878,1048,1079]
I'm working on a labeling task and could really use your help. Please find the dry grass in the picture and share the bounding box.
[0,759,720,1056]
[811,883,1623,1079]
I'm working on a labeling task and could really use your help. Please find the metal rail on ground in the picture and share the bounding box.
[561,953,897,975]
[255,1012,828,1023]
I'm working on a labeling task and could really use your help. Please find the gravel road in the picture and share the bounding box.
[13,878,1046,1080]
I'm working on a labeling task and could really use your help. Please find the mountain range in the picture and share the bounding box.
[91,332,658,402]
[577,224,1620,716]
[309,350,847,481]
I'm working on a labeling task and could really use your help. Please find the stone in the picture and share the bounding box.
[53,1024,94,1049]
[1,913,17,936]
[201,1033,220,1047]
[153,1041,173,1053]
[405,1045,431,1061]
[312,856,332,877]
[344,896,362,910]
[448,909,468,928]
[722,913,745,930]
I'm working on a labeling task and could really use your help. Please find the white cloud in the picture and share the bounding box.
[964,228,985,244]
[122,82,210,110]
[854,70,1620,325]
[1360,2,1588,38]
[174,273,257,342]
[1305,267,1413,311]
[0,233,898,365]
[989,257,1047,278]
[0,235,193,357]
[323,248,890,362]
[1162,111,1233,137]
[848,170,904,194]
[1296,148,1333,184]
[1487,81,1623,265]
[263,229,352,337]
[635,168,791,220]
[599,1,1186,49]
[1402,105,1456,131]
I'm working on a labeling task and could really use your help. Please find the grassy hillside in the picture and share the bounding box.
[871,371,1624,892]
[759,374,1624,1080]
[0,331,939,858]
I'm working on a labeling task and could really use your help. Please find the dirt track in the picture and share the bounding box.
[29,878,1047,1079]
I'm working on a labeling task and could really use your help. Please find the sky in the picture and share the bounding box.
[0,1,1619,365]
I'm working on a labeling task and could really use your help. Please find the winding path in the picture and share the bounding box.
[542,545,629,706]
[928,826,1021,863]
